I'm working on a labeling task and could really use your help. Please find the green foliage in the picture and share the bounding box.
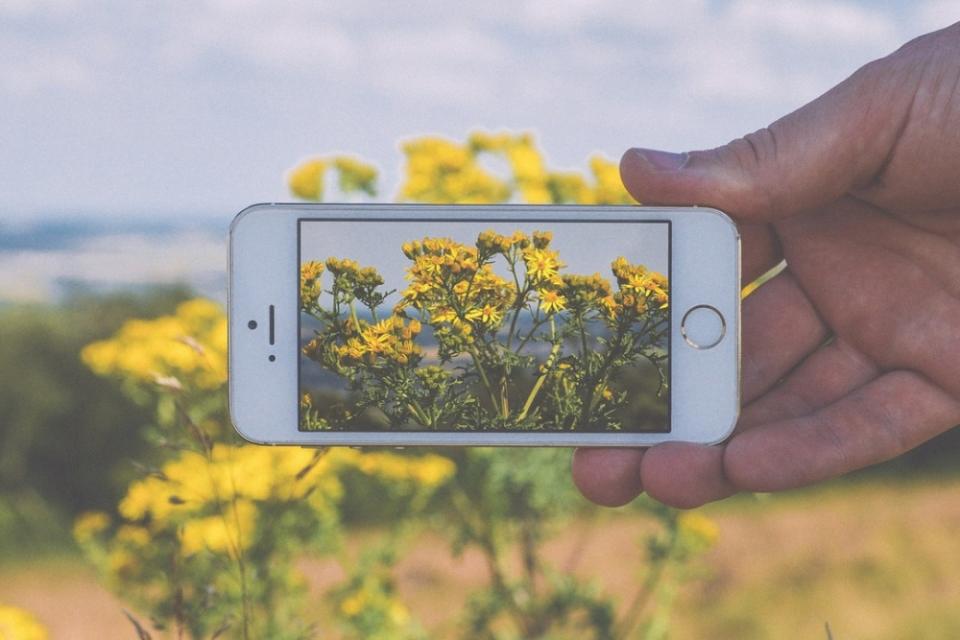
[0,286,190,522]
[331,539,426,640]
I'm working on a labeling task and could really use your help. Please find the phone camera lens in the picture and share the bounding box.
[268,355,276,362]
[248,320,258,330]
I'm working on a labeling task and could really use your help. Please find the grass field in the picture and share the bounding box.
[2,474,958,639]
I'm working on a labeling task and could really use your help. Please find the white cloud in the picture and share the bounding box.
[728,0,898,44]
[0,50,92,94]
[161,6,358,73]
[914,0,960,33]
[0,21,119,95]
[518,0,709,33]
[0,0,938,219]
[0,0,80,18]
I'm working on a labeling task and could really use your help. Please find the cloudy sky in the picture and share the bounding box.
[2,0,957,223]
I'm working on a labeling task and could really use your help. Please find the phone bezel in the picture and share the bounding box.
[229,203,740,447]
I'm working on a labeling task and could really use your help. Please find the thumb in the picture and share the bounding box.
[620,50,921,221]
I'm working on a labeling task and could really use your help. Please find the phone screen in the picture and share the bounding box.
[298,218,670,433]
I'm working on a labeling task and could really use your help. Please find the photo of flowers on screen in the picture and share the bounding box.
[299,225,669,432]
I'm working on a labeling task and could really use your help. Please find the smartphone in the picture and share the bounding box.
[229,203,739,447]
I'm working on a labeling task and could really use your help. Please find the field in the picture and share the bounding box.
[3,473,958,640]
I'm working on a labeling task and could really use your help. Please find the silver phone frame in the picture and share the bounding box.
[229,203,740,447]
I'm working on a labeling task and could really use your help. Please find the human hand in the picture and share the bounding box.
[573,23,960,509]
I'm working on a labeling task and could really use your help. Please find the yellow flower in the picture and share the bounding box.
[288,158,327,201]
[179,499,258,558]
[73,511,110,543]
[523,247,564,283]
[589,155,636,204]
[115,525,151,547]
[399,136,510,204]
[0,605,48,640]
[677,512,719,551]
[430,307,458,325]
[300,260,325,308]
[539,289,566,314]
[107,548,139,577]
[465,304,503,326]
[332,155,378,196]
[81,299,228,390]
[340,591,366,617]
[389,601,411,625]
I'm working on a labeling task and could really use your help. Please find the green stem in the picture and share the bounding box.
[406,401,431,427]
[467,345,500,415]
[578,313,589,360]
[513,316,549,355]
[504,257,528,350]
[349,300,360,330]
[614,536,675,640]
[517,317,560,422]
[580,320,628,429]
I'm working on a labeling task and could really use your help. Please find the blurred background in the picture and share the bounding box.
[2,1,959,639]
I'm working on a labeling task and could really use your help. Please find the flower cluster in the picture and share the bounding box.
[399,137,511,204]
[77,296,457,637]
[467,131,636,205]
[334,315,423,367]
[300,260,325,311]
[74,442,454,636]
[397,236,515,349]
[94,445,453,560]
[289,131,634,208]
[81,298,228,390]
[289,155,378,201]
[612,256,669,315]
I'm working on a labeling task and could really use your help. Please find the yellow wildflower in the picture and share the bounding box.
[115,525,151,547]
[0,605,48,640]
[340,591,366,617]
[288,158,326,201]
[523,247,564,283]
[81,299,228,390]
[465,304,503,326]
[73,511,110,543]
[179,499,257,558]
[677,512,719,551]
[539,289,567,314]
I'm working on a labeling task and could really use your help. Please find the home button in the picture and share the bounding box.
[681,305,726,349]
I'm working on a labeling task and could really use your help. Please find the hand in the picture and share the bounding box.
[572,23,960,509]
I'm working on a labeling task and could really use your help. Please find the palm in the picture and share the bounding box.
[728,196,960,489]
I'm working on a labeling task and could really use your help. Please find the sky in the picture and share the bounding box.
[2,0,957,223]
[300,220,669,295]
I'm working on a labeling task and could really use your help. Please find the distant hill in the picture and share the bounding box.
[0,216,230,303]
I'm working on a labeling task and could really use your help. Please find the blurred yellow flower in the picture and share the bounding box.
[340,591,366,617]
[289,158,327,201]
[82,298,228,390]
[400,136,511,204]
[72,511,110,543]
[677,512,719,551]
[180,499,257,557]
[0,604,48,640]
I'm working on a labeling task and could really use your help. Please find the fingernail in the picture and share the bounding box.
[629,148,688,172]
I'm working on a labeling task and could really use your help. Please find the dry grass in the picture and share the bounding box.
[2,474,958,639]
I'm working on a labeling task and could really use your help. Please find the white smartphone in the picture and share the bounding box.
[229,203,740,447]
